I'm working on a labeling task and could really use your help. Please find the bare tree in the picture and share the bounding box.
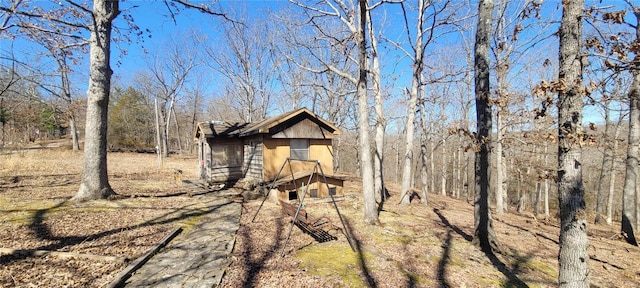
[203,14,277,123]
[1,0,231,201]
[74,0,121,201]
[556,0,589,285]
[147,34,199,157]
[399,0,433,204]
[621,3,640,246]
[357,0,376,224]
[472,0,500,253]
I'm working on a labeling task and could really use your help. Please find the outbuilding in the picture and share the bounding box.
[194,108,344,201]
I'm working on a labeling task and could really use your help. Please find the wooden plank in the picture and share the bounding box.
[106,227,183,288]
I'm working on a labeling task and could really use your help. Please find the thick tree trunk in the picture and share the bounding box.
[622,55,640,245]
[73,0,119,202]
[621,4,640,246]
[557,0,589,286]
[358,0,377,225]
[472,0,499,253]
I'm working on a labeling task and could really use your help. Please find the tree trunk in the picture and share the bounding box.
[472,0,499,253]
[358,0,377,225]
[496,109,505,214]
[596,103,614,224]
[70,116,79,151]
[73,0,119,202]
[557,0,589,286]
[544,142,550,218]
[420,101,429,205]
[400,0,427,205]
[622,58,640,244]
[155,98,163,168]
[369,9,386,203]
[607,163,616,225]
[621,5,640,246]
[456,146,462,198]
[430,121,435,195]
[171,106,182,155]
[441,138,447,196]
[535,181,541,216]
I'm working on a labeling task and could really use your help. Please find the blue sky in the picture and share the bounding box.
[2,0,635,128]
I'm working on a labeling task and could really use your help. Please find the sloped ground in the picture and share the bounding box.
[222,179,640,287]
[1,147,639,287]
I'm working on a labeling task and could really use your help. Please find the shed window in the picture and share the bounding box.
[290,139,309,160]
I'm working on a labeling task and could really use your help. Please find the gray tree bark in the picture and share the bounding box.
[358,0,377,225]
[596,101,620,224]
[73,0,119,202]
[622,6,640,246]
[368,9,386,203]
[556,0,589,286]
[400,0,428,205]
[472,0,499,253]
[420,101,429,204]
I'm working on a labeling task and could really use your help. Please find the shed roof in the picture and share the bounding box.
[194,108,342,139]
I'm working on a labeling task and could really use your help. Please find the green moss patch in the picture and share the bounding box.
[296,244,374,287]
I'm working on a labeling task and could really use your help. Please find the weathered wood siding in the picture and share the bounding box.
[271,118,334,139]
[242,136,263,181]
[208,138,244,182]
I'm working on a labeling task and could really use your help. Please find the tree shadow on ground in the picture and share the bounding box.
[433,208,472,241]
[436,230,453,288]
[484,250,529,288]
[433,208,529,288]
[0,198,234,265]
[239,216,284,288]
[494,218,559,245]
[342,217,377,288]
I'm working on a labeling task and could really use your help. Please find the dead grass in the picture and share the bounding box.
[222,182,640,288]
[1,147,640,287]
[0,148,207,288]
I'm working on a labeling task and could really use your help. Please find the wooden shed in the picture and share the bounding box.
[194,108,343,197]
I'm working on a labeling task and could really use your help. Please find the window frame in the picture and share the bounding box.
[290,139,309,160]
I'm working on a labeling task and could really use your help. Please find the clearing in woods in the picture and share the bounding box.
[1,146,639,287]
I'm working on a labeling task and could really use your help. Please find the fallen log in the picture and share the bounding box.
[0,248,125,263]
[106,227,183,288]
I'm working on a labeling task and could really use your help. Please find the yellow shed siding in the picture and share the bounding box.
[309,139,333,174]
[262,138,335,181]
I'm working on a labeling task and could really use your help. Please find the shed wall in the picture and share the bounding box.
[262,138,335,181]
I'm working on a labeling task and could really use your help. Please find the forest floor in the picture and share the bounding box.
[1,144,640,287]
